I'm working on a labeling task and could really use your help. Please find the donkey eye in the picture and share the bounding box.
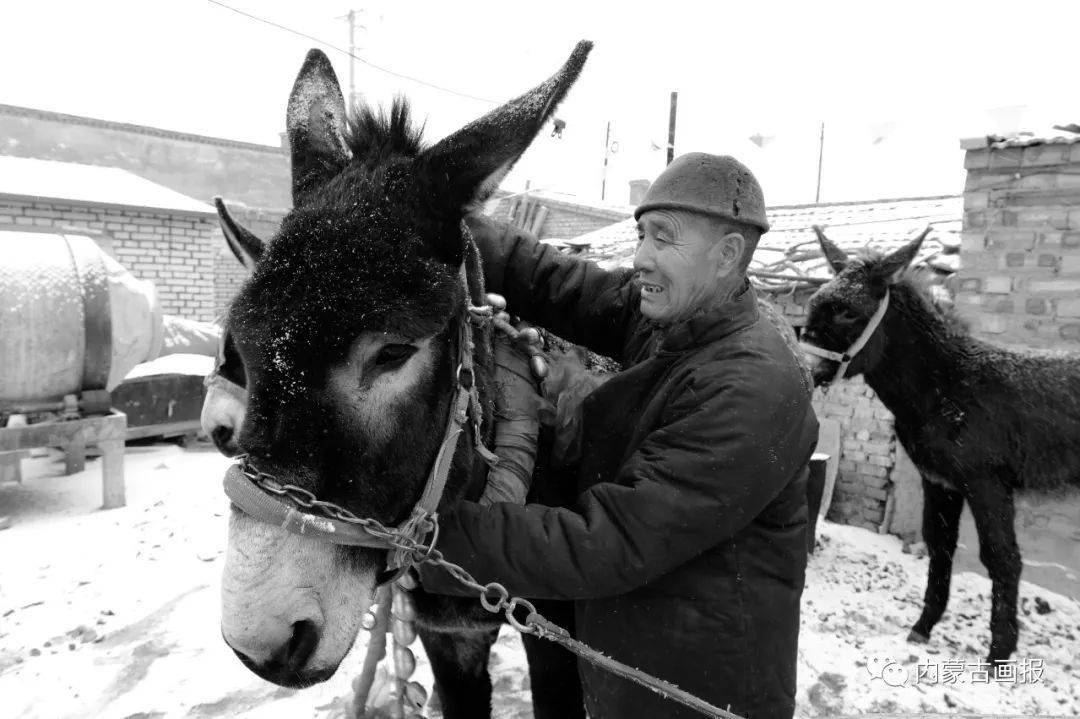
[834,309,859,324]
[373,344,418,368]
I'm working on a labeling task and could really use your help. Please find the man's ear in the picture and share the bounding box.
[712,232,746,277]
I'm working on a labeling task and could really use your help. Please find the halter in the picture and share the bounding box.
[221,249,498,584]
[800,289,890,387]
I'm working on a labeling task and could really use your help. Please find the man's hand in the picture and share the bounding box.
[478,324,545,506]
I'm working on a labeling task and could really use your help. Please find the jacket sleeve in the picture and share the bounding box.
[419,361,814,601]
[466,214,639,360]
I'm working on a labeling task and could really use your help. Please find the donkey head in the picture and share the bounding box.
[217,43,591,688]
[802,226,928,386]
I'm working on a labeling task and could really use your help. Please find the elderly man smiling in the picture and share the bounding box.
[421,153,819,719]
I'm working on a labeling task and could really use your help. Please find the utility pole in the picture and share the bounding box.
[815,122,825,203]
[338,9,365,109]
[667,92,678,166]
[601,121,611,201]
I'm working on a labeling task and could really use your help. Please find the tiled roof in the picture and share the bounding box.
[558,195,963,282]
[0,156,214,216]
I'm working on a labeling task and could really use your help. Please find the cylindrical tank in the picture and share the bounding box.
[0,231,163,404]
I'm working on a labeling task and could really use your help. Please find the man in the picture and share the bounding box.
[421,153,818,719]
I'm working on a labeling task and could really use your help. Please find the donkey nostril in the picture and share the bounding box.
[283,620,320,671]
[211,426,237,456]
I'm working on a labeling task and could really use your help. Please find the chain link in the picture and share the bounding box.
[239,460,535,632]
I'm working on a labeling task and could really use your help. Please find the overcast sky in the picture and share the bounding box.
[3,0,1077,206]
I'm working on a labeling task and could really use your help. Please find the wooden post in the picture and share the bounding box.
[64,431,87,475]
[100,438,126,510]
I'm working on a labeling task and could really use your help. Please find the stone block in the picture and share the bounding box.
[1016,208,1070,229]
[1037,253,1060,268]
[963,191,989,210]
[964,149,991,170]
[983,275,1013,293]
[1057,297,1080,318]
[990,298,1015,313]
[1005,252,1026,267]
[865,486,889,501]
[1023,144,1071,167]
[960,232,986,253]
[986,231,1036,251]
[981,315,1007,334]
[1030,278,1080,294]
[1064,232,1080,248]
[857,463,889,478]
[1060,254,1080,274]
[1060,324,1080,342]
[1025,298,1048,315]
[988,147,1024,170]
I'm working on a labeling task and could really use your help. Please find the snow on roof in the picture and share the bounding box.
[961,126,1080,150]
[562,195,963,282]
[0,156,214,216]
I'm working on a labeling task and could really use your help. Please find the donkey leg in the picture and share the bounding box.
[966,479,1021,664]
[418,627,497,719]
[909,478,965,644]
[521,599,586,719]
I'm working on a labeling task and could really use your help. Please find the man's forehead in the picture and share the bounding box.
[637,211,679,232]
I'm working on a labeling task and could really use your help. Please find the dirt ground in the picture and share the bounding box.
[1,443,1078,718]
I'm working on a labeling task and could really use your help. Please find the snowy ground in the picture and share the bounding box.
[1,443,1078,718]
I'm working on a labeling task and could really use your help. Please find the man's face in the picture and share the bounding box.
[633,210,739,325]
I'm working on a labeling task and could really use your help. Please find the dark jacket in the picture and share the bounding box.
[422,216,819,719]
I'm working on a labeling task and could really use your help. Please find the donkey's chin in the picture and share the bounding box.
[220,512,378,686]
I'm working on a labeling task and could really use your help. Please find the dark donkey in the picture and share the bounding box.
[801,227,1080,664]
[211,44,592,718]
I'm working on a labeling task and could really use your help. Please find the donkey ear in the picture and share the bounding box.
[286,49,353,206]
[421,41,592,212]
[813,225,849,274]
[875,226,932,284]
[214,198,265,271]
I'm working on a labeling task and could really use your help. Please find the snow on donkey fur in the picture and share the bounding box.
[0,443,1077,717]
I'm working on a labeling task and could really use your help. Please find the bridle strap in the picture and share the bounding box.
[800,289,890,386]
[223,464,391,547]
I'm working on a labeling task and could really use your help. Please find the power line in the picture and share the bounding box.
[207,0,498,105]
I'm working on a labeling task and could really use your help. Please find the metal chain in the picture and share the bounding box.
[238,467,742,719]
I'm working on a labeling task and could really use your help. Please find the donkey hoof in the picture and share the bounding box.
[906,629,930,644]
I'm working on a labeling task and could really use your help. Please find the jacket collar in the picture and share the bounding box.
[655,280,760,354]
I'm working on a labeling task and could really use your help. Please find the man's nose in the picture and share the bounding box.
[632,240,653,273]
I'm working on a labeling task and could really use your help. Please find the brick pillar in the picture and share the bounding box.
[957,136,1080,348]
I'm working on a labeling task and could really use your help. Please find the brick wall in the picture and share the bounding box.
[767,287,894,529]
[212,205,287,316]
[957,138,1080,348]
[0,197,217,322]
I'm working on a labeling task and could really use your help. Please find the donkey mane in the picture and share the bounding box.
[345,97,426,163]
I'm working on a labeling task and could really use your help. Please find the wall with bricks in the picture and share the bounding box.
[0,196,217,322]
[957,137,1080,348]
[212,205,288,316]
[0,103,291,210]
